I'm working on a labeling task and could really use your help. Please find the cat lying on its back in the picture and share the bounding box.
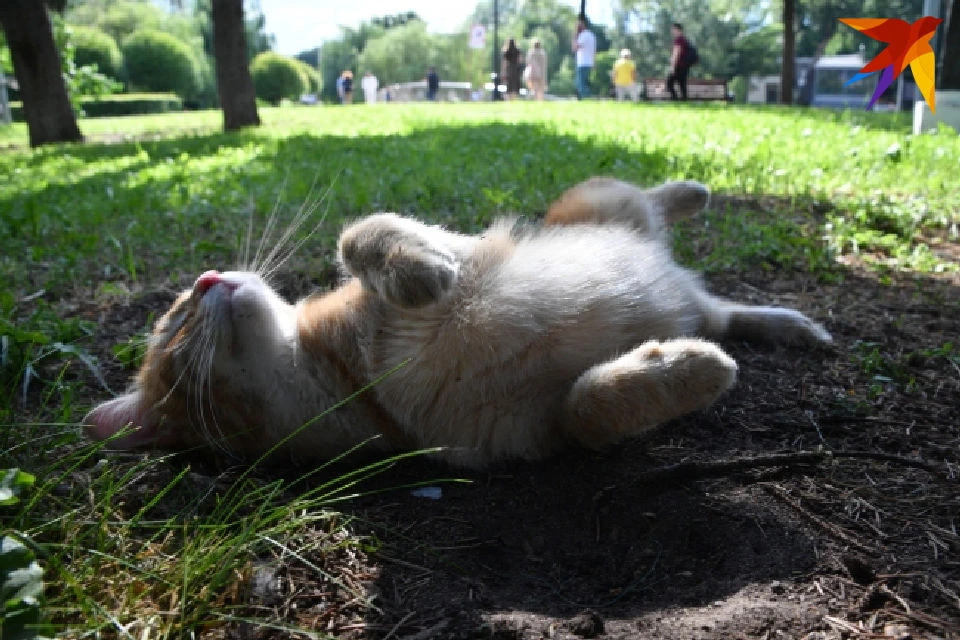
[85,177,831,467]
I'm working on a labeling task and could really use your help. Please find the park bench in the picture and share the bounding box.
[643,78,729,101]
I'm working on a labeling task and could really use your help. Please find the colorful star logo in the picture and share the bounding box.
[839,17,943,112]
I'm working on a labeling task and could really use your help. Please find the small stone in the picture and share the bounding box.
[567,609,604,638]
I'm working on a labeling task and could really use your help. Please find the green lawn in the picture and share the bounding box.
[1,101,958,637]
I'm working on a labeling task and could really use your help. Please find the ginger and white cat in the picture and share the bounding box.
[85,177,831,467]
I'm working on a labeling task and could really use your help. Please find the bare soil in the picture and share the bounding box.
[75,250,960,639]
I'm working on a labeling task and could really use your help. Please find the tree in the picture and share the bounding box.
[0,0,82,146]
[941,0,959,90]
[211,0,259,130]
[781,0,795,104]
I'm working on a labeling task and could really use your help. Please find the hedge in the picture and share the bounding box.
[8,93,183,121]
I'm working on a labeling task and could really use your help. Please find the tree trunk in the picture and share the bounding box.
[0,0,82,147]
[780,0,796,105]
[211,0,260,131]
[940,0,959,90]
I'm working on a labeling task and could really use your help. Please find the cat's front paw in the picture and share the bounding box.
[380,243,459,307]
[339,214,460,308]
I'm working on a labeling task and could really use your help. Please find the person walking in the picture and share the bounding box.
[667,22,692,101]
[572,17,596,99]
[525,37,548,101]
[501,38,523,100]
[613,48,639,102]
[361,70,379,104]
[340,70,354,104]
[426,66,440,101]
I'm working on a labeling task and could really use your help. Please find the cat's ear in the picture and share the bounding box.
[84,391,159,449]
[645,181,710,223]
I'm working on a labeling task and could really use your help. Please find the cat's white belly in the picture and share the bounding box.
[364,226,705,463]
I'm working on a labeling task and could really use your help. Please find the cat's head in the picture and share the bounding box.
[84,270,296,457]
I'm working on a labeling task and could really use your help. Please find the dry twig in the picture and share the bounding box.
[634,449,938,487]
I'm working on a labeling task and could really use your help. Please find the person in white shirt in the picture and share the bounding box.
[572,17,596,99]
[361,71,379,104]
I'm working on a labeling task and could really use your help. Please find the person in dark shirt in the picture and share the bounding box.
[667,22,691,101]
[340,70,354,104]
[501,38,522,100]
[426,66,440,101]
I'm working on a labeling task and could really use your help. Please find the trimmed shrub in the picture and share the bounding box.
[296,60,322,95]
[250,52,307,104]
[8,94,183,121]
[70,26,124,80]
[122,29,200,99]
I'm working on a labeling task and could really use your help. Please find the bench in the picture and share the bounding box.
[643,78,729,101]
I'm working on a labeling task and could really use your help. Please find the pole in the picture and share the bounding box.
[0,68,9,125]
[492,0,501,100]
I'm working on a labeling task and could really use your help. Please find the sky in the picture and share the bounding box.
[262,0,616,56]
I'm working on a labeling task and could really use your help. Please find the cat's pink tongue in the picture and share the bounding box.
[195,270,222,294]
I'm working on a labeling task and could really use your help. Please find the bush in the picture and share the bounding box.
[250,52,307,105]
[296,60,322,95]
[122,29,200,99]
[590,50,617,99]
[8,94,183,121]
[69,26,123,80]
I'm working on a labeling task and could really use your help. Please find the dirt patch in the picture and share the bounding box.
[63,255,960,639]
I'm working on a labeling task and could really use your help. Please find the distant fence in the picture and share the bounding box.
[384,81,474,103]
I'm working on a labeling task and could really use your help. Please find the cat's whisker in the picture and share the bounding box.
[258,210,332,285]
[250,175,290,274]
[256,177,333,282]
[200,319,238,458]
[194,321,224,454]
[238,200,258,272]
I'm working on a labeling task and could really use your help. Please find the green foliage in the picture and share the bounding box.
[250,52,307,105]
[591,50,617,98]
[67,25,123,81]
[1,534,49,640]
[49,18,123,115]
[122,29,200,99]
[550,56,577,96]
[2,471,50,640]
[295,60,322,95]
[67,0,166,45]
[0,469,35,506]
[318,40,358,102]
[356,21,435,87]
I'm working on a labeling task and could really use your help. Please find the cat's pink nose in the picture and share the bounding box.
[195,270,221,294]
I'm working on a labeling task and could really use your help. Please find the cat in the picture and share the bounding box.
[84,177,831,468]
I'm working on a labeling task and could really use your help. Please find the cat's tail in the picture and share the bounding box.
[543,177,709,236]
[697,293,833,346]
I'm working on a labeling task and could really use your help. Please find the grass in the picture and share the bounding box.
[1,101,958,636]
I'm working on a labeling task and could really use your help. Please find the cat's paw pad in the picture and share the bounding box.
[382,244,459,307]
[635,339,738,399]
